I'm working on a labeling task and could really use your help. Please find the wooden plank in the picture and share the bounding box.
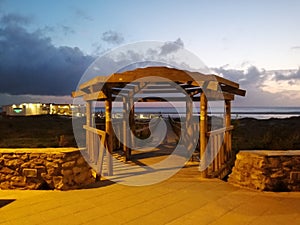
[207,126,234,136]
[221,85,246,96]
[79,76,108,91]
[96,132,106,177]
[83,125,106,136]
[136,89,183,94]
[83,91,107,101]
[204,90,235,101]
[213,75,240,89]
[71,90,85,98]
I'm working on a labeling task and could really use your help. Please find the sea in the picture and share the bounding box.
[98,106,300,120]
[1,106,300,119]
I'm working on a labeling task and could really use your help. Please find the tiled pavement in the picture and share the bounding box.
[1,166,300,225]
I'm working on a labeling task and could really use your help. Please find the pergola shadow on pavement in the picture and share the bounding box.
[72,66,246,180]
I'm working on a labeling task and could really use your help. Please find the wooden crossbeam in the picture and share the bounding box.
[83,91,107,101]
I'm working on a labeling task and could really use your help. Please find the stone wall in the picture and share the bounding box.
[228,150,300,192]
[0,148,95,190]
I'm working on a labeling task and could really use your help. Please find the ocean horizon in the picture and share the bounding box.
[103,106,300,119]
[1,106,300,119]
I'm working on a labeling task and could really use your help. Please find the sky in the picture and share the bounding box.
[0,0,300,106]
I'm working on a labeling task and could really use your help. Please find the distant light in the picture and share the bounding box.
[13,108,22,113]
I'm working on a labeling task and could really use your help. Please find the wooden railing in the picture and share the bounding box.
[135,118,161,138]
[168,116,182,138]
[83,125,107,175]
[206,125,234,179]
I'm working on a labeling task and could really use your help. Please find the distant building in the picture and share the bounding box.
[1,103,85,117]
[2,103,48,116]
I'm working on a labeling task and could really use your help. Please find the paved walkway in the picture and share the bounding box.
[1,164,300,225]
[1,123,300,225]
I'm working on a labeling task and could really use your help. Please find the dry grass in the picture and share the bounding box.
[232,116,300,150]
[1,115,299,150]
[0,115,81,148]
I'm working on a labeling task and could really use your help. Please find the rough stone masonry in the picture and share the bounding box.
[0,148,95,190]
[229,150,300,192]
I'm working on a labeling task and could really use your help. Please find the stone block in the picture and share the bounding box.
[0,181,11,189]
[62,161,76,169]
[53,176,64,190]
[3,154,17,159]
[39,154,47,159]
[61,169,73,176]
[0,174,6,182]
[45,161,58,168]
[10,176,26,187]
[21,162,34,168]
[76,157,87,166]
[20,154,28,160]
[282,160,294,168]
[290,172,300,182]
[31,158,45,166]
[74,170,89,184]
[0,167,15,174]
[52,153,65,159]
[270,170,285,179]
[47,167,60,176]
[29,153,40,159]
[23,168,37,178]
[267,157,281,168]
[5,159,24,168]
[72,166,82,175]
[65,153,79,161]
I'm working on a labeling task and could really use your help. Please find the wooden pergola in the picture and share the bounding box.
[72,66,246,179]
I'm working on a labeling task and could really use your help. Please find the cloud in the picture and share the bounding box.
[159,38,184,55]
[211,65,300,106]
[0,14,94,96]
[212,65,266,87]
[101,30,124,45]
[0,93,73,106]
[291,46,300,50]
[74,9,93,21]
[61,25,75,35]
[273,68,300,81]
[0,13,32,26]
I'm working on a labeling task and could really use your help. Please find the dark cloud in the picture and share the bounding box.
[212,65,266,87]
[0,13,32,26]
[273,68,300,81]
[101,30,124,45]
[0,15,94,96]
[159,38,184,56]
[211,66,300,106]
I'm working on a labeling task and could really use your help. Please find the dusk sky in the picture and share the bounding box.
[0,0,300,106]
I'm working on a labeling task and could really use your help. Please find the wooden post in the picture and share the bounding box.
[186,97,194,152]
[225,100,231,128]
[200,93,208,178]
[105,94,113,176]
[123,96,129,161]
[86,101,92,159]
[129,92,135,154]
[225,100,231,160]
